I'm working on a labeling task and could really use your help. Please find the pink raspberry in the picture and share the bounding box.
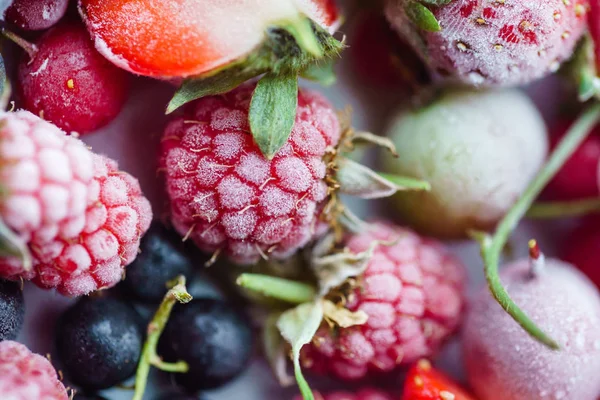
[0,145,152,296]
[302,222,465,380]
[293,389,394,400]
[160,83,340,264]
[0,340,69,400]
[385,0,588,86]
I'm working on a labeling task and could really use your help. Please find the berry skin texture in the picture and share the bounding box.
[0,141,153,296]
[402,359,474,400]
[158,298,254,392]
[463,258,600,400]
[0,340,69,400]
[160,84,340,264]
[5,0,69,31]
[385,0,588,87]
[79,0,339,78]
[545,120,600,200]
[55,296,144,390]
[302,222,465,381]
[121,221,194,302]
[0,280,24,341]
[17,21,130,135]
[383,88,548,238]
[294,388,394,400]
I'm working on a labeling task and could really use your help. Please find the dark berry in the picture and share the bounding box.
[0,279,24,341]
[17,21,130,135]
[55,296,144,390]
[73,394,108,400]
[158,299,253,392]
[545,120,600,200]
[5,0,69,31]
[122,222,194,303]
[561,220,600,289]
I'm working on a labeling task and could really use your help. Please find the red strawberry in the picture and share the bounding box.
[402,359,474,400]
[386,0,588,86]
[79,0,340,79]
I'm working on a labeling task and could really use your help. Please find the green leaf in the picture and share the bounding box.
[277,301,324,400]
[277,15,323,58]
[236,273,316,304]
[249,72,298,159]
[404,1,441,32]
[378,172,432,191]
[0,218,31,272]
[562,34,598,102]
[263,312,295,386]
[300,61,336,86]
[167,67,261,114]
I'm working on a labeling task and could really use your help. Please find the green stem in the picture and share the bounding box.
[236,273,316,304]
[132,276,193,400]
[479,102,600,350]
[526,198,600,219]
[278,16,323,58]
[1,29,37,59]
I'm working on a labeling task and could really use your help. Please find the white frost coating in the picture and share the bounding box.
[30,56,50,77]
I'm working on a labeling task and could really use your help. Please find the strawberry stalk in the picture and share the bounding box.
[132,275,192,400]
[472,101,600,350]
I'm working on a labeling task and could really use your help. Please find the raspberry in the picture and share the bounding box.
[17,21,130,135]
[0,110,94,246]
[160,83,340,264]
[301,222,465,380]
[293,389,394,400]
[0,151,153,296]
[5,0,69,31]
[0,340,69,400]
[386,0,588,86]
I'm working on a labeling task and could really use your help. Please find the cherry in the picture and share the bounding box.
[5,0,69,31]
[17,20,130,135]
[561,219,600,289]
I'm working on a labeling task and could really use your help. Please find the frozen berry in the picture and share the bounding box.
[158,298,253,392]
[0,145,153,297]
[121,221,194,303]
[545,119,600,200]
[463,258,600,400]
[160,83,340,264]
[294,389,394,400]
[55,296,144,390]
[383,88,548,238]
[5,0,69,31]
[0,340,68,399]
[0,280,24,341]
[17,21,130,135]
[386,0,588,86]
[402,359,474,400]
[302,222,466,380]
[79,0,340,78]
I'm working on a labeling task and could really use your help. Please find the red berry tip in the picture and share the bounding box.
[528,239,540,260]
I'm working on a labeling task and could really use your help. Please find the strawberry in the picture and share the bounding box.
[402,359,474,400]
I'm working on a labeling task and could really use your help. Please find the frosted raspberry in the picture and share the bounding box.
[302,222,466,380]
[0,110,94,246]
[160,83,340,264]
[0,153,152,296]
[0,341,68,400]
[386,0,588,86]
[293,388,394,400]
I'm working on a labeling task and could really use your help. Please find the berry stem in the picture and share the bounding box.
[526,198,600,219]
[476,101,600,350]
[236,273,316,304]
[1,29,38,60]
[133,275,192,400]
[276,16,323,58]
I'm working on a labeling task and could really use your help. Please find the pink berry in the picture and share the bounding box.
[561,220,600,289]
[160,83,340,264]
[0,112,152,296]
[545,119,600,200]
[463,258,600,400]
[5,0,69,31]
[0,340,68,399]
[301,222,466,380]
[17,21,130,135]
[293,389,394,400]
[385,0,588,86]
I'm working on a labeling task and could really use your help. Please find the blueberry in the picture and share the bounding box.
[0,279,24,341]
[122,222,194,302]
[158,298,253,392]
[55,296,144,390]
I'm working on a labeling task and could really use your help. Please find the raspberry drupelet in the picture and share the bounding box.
[160,83,340,264]
[301,222,466,380]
